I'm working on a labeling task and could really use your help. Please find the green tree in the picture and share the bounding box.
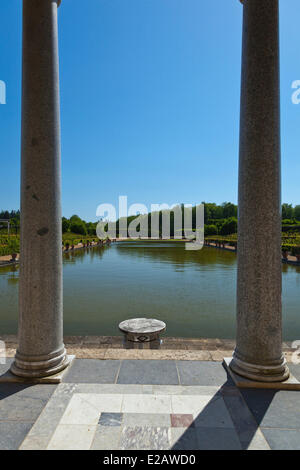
[219,217,238,235]
[62,217,70,233]
[294,205,300,221]
[282,203,294,220]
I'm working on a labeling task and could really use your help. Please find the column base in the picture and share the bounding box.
[224,358,300,390]
[229,351,290,383]
[10,347,71,379]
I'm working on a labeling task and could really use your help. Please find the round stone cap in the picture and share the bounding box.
[119,318,166,335]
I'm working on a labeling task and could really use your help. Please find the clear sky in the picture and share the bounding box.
[0,0,300,221]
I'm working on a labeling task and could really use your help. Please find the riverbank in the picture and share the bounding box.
[205,240,300,266]
[0,238,111,267]
[0,334,296,363]
[2,237,300,268]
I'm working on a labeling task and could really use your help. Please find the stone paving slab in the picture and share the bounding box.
[0,359,299,450]
[117,359,179,385]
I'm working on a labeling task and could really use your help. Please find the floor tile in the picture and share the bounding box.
[75,383,144,395]
[171,414,194,428]
[194,427,242,450]
[99,412,123,426]
[223,392,261,448]
[0,383,56,401]
[171,394,212,415]
[122,394,171,414]
[241,389,300,430]
[60,394,100,425]
[193,395,234,428]
[262,428,300,450]
[123,413,171,427]
[80,393,123,413]
[170,426,241,450]
[177,361,231,386]
[0,392,53,422]
[120,426,170,450]
[20,395,71,450]
[63,359,121,384]
[245,429,271,450]
[170,427,198,450]
[0,422,32,450]
[117,360,179,385]
[47,424,97,450]
[91,426,122,450]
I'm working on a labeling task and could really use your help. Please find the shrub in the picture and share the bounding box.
[204,224,218,236]
[8,237,20,254]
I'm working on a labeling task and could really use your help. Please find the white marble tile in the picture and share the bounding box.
[47,424,97,450]
[122,394,172,414]
[60,394,100,425]
[80,393,123,413]
[171,394,213,415]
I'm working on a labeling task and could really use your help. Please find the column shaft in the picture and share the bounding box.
[11,0,69,378]
[230,0,289,382]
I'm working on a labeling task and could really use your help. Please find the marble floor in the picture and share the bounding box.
[0,358,300,450]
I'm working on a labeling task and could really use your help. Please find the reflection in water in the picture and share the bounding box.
[0,242,299,340]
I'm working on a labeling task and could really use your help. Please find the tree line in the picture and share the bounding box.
[1,202,300,237]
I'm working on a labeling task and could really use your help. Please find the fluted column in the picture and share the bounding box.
[11,0,70,378]
[230,0,289,382]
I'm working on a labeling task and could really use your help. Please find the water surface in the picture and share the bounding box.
[0,242,299,340]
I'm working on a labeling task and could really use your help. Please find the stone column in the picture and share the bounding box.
[11,0,70,378]
[230,0,289,382]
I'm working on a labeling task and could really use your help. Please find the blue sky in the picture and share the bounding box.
[0,0,300,221]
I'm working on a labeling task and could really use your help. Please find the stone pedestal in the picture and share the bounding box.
[119,318,166,349]
[230,0,289,383]
[11,0,71,379]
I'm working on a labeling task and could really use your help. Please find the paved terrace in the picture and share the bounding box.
[0,337,300,450]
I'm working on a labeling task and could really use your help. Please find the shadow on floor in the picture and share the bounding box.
[171,367,276,450]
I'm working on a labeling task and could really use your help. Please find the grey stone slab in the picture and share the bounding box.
[0,383,56,400]
[0,383,56,422]
[172,427,241,450]
[120,426,170,450]
[53,383,77,396]
[75,383,144,394]
[241,389,300,430]
[123,413,171,427]
[0,395,48,422]
[20,395,71,450]
[99,413,123,426]
[170,427,197,450]
[177,361,231,386]
[0,421,33,450]
[117,360,179,385]
[91,426,121,450]
[196,428,242,450]
[193,396,234,428]
[63,359,121,384]
[224,395,258,449]
[262,428,300,450]
[223,392,267,449]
